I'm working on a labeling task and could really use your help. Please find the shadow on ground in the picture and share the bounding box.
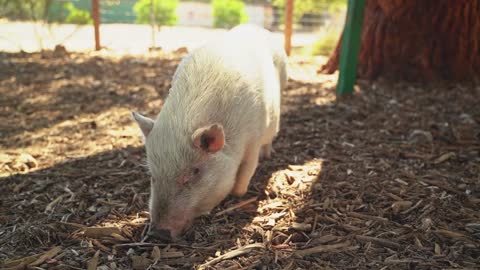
[0,51,179,144]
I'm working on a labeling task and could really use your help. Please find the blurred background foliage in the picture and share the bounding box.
[212,0,249,28]
[133,0,178,25]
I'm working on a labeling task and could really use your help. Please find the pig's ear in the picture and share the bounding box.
[192,124,225,153]
[131,111,154,138]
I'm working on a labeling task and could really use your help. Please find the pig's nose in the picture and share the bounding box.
[147,227,172,242]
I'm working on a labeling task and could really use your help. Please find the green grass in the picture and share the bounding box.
[308,27,341,56]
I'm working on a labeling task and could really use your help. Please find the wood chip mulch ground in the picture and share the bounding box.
[0,50,479,270]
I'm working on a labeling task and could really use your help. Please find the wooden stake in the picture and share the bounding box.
[284,0,294,56]
[150,0,156,49]
[92,0,100,51]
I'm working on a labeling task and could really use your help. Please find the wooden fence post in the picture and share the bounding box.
[284,0,294,56]
[92,0,101,51]
[150,0,156,49]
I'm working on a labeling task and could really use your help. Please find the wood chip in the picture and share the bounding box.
[86,250,100,270]
[295,241,351,257]
[111,232,130,242]
[29,246,62,266]
[215,196,258,216]
[198,243,265,268]
[355,235,401,250]
[421,179,463,195]
[45,195,65,213]
[401,199,423,215]
[1,254,42,268]
[385,192,404,201]
[348,212,389,223]
[391,201,413,214]
[92,239,111,253]
[434,243,442,255]
[13,182,27,193]
[153,257,204,265]
[160,251,185,259]
[434,229,468,240]
[83,227,122,238]
[57,221,87,229]
[433,152,455,164]
[291,222,312,231]
[312,234,339,244]
[258,201,284,212]
[131,255,152,270]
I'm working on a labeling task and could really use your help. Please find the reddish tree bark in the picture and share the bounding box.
[320,0,480,81]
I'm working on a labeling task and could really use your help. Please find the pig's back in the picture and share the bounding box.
[163,25,282,154]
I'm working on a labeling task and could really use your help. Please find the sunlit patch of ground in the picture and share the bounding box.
[1,50,479,269]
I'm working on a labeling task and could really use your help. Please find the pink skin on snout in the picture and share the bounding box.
[150,173,199,238]
[151,210,193,239]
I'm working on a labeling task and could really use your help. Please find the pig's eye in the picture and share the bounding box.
[192,167,200,176]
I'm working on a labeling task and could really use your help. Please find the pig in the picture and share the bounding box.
[132,24,287,240]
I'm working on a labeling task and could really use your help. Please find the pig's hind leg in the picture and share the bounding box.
[231,142,261,197]
[259,113,280,160]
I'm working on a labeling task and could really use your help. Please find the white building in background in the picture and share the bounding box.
[176,1,274,29]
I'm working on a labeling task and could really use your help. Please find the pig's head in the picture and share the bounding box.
[131,111,237,240]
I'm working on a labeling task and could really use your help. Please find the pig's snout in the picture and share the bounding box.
[147,227,173,242]
[148,213,192,241]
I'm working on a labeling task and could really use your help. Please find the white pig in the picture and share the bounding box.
[132,24,287,240]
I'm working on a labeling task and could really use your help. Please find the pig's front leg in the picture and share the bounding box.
[231,142,261,197]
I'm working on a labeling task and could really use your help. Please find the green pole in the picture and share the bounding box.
[336,0,366,95]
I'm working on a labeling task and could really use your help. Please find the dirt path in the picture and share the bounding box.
[0,50,479,269]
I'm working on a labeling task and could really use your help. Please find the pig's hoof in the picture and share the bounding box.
[198,210,211,216]
[147,228,173,242]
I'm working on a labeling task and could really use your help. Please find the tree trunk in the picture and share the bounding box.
[320,0,480,81]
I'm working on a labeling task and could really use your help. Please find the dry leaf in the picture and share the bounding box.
[131,255,152,270]
[151,246,161,261]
